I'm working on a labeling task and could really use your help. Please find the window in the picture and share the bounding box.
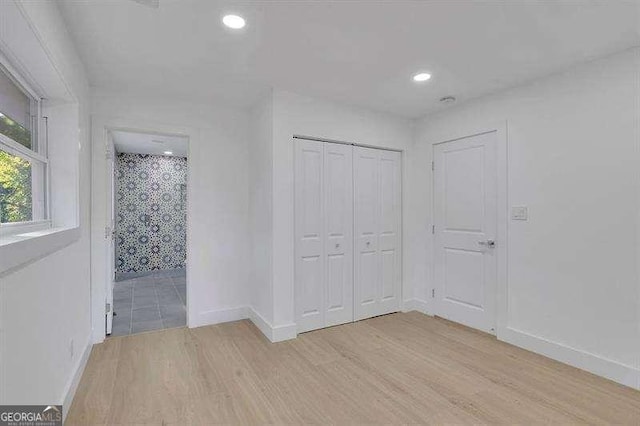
[0,62,47,231]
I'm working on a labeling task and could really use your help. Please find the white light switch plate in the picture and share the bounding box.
[511,206,528,221]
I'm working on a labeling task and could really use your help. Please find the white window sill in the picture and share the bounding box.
[0,226,81,275]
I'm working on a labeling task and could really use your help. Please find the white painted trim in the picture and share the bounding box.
[194,306,249,328]
[191,305,298,343]
[249,307,297,343]
[500,327,640,390]
[0,133,48,164]
[10,1,77,103]
[272,322,297,342]
[402,298,432,316]
[0,219,51,238]
[0,41,42,100]
[61,338,93,422]
[248,307,273,340]
[0,226,79,275]
[428,121,508,335]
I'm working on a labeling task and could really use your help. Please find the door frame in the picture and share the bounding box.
[429,121,508,337]
[105,130,116,335]
[90,115,194,344]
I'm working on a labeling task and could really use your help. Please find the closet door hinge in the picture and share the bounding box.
[432,289,435,298]
[431,161,434,171]
[432,225,435,234]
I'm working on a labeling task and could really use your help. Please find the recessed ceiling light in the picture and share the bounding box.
[223,14,246,29]
[413,72,432,82]
[164,151,173,155]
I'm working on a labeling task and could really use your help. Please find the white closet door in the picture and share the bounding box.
[377,149,402,315]
[295,139,325,332]
[324,142,354,327]
[295,140,354,333]
[354,147,402,320]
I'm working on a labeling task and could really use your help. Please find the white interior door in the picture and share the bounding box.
[295,140,354,333]
[433,131,497,334]
[105,133,116,335]
[354,146,402,321]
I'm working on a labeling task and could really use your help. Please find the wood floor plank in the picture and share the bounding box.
[66,313,640,425]
[369,314,635,424]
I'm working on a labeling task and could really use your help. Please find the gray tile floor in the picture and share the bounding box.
[110,269,186,337]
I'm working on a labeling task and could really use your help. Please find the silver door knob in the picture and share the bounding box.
[335,243,340,248]
[478,239,495,248]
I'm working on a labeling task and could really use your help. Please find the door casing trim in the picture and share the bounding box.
[90,115,194,344]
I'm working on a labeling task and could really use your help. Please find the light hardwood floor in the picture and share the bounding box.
[67,312,640,424]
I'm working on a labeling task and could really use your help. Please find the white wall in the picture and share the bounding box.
[47,102,81,228]
[91,92,251,328]
[0,0,92,408]
[412,48,640,388]
[270,90,414,333]
[249,92,274,325]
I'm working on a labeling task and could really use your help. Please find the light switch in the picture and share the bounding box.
[511,206,528,221]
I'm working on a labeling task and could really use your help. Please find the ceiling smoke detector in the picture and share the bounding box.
[440,96,456,104]
[131,0,159,8]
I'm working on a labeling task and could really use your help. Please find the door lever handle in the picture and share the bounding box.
[478,239,495,248]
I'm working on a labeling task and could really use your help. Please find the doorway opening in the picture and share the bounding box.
[108,130,189,336]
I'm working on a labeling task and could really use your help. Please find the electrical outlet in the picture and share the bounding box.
[69,339,74,360]
[511,206,528,221]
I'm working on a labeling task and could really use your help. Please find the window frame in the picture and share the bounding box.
[0,55,50,236]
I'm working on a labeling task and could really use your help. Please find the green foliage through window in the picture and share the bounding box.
[0,110,32,149]
[0,149,32,223]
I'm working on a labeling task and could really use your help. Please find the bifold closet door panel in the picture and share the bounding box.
[295,140,354,333]
[354,147,402,321]
[377,149,402,315]
[295,139,325,333]
[323,142,354,328]
[354,147,380,320]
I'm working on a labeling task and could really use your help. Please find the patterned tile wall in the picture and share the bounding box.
[116,153,187,273]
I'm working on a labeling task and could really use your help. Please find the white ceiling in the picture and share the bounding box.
[111,130,188,157]
[60,0,640,118]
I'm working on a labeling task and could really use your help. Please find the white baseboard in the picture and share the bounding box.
[500,326,640,390]
[62,337,93,422]
[194,306,249,328]
[248,308,297,343]
[402,298,432,316]
[247,308,272,340]
[272,322,297,342]
[193,306,297,343]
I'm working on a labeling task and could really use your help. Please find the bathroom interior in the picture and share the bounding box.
[110,130,188,336]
